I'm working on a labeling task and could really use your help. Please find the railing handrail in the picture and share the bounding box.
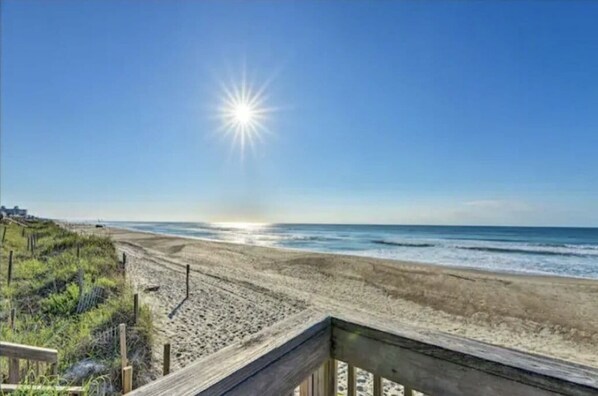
[0,341,58,363]
[130,309,598,396]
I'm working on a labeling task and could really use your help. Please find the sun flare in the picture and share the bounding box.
[218,76,274,156]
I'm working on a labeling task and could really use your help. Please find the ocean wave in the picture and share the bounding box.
[457,246,595,258]
[371,240,435,248]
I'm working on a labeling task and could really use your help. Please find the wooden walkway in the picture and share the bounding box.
[129,309,598,396]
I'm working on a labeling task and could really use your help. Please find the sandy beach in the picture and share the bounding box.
[78,225,598,385]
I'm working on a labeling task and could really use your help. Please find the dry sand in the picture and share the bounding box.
[78,225,598,388]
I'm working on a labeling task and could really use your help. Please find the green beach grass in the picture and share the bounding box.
[0,219,153,393]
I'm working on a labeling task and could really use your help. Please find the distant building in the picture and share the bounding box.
[0,205,28,218]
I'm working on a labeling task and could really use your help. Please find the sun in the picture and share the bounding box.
[218,76,274,156]
[233,103,254,125]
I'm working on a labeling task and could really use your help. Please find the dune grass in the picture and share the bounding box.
[0,220,152,391]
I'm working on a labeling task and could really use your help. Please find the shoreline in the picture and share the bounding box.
[75,224,598,377]
[95,223,598,282]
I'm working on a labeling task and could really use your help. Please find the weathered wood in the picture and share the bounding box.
[2,226,7,242]
[8,358,20,383]
[7,250,13,285]
[403,385,414,396]
[0,384,84,394]
[123,366,133,393]
[331,315,598,396]
[325,359,337,396]
[312,363,325,396]
[226,327,330,396]
[299,376,312,396]
[163,343,171,376]
[0,342,58,362]
[129,310,330,396]
[347,364,356,396]
[120,323,128,368]
[186,264,190,299]
[133,293,140,323]
[373,374,382,396]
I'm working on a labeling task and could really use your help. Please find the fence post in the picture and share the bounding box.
[133,293,139,324]
[186,264,190,299]
[119,323,127,368]
[1,226,6,243]
[10,308,16,331]
[163,343,171,376]
[27,235,31,252]
[8,358,20,384]
[21,227,25,238]
[7,250,13,286]
[123,365,133,394]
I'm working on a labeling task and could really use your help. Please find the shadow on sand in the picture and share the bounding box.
[168,297,188,319]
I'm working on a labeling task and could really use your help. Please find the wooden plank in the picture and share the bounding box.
[347,364,356,396]
[331,315,598,396]
[325,359,337,396]
[312,363,325,396]
[373,374,382,396]
[0,384,84,394]
[403,385,414,396]
[299,376,312,396]
[0,342,58,362]
[129,310,330,396]
[225,327,330,396]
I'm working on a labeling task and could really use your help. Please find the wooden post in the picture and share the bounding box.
[10,308,16,330]
[21,227,25,238]
[77,266,84,298]
[122,365,133,393]
[347,364,356,396]
[119,323,127,368]
[122,252,127,267]
[8,358,20,383]
[163,343,171,376]
[27,235,31,252]
[373,374,383,396]
[186,264,190,299]
[133,293,139,324]
[7,250,13,286]
[403,385,414,396]
[76,244,80,258]
[1,226,6,242]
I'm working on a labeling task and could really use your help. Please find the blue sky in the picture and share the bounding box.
[2,1,597,226]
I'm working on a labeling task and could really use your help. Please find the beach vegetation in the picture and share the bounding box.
[0,220,153,392]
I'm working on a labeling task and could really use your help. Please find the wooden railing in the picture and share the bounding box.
[129,309,598,396]
[0,341,83,394]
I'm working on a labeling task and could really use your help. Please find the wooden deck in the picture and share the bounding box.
[129,309,598,396]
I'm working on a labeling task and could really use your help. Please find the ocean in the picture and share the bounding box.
[107,222,598,279]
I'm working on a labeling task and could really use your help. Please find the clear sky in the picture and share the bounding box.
[2,1,598,226]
